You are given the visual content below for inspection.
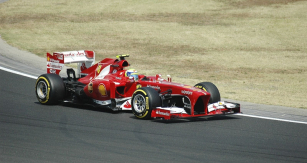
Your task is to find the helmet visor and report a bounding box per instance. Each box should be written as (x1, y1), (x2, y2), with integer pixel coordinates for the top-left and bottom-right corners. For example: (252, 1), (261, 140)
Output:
(130, 73), (139, 81)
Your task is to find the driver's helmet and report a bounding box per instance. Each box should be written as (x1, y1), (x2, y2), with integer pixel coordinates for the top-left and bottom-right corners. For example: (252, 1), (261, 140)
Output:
(125, 69), (139, 81)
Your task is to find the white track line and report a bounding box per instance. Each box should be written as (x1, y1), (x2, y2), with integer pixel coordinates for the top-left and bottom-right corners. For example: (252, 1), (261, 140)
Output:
(0, 66), (37, 79)
(235, 113), (307, 125)
(1, 65), (306, 125)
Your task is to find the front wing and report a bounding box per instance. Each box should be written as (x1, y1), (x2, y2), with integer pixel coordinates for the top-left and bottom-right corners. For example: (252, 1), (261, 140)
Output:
(151, 101), (241, 120)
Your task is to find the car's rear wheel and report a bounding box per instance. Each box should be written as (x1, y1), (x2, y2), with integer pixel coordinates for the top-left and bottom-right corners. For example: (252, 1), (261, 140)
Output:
(194, 82), (220, 103)
(131, 87), (161, 119)
(35, 74), (65, 105)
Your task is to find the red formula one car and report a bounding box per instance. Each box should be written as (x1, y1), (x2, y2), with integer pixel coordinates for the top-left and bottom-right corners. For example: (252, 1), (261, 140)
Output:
(35, 50), (240, 120)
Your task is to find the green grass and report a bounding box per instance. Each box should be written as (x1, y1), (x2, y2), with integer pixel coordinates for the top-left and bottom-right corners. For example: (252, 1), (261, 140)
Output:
(0, 0), (306, 108)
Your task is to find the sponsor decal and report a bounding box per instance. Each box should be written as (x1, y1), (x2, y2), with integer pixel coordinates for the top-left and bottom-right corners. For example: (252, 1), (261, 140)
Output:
(98, 83), (107, 96)
(147, 85), (160, 90)
(181, 90), (193, 95)
(64, 51), (85, 57)
(47, 62), (63, 70)
(47, 56), (50, 61)
(124, 101), (131, 108)
(112, 69), (117, 74)
(156, 110), (170, 116)
(49, 59), (59, 63)
(116, 77), (122, 80)
(96, 65), (102, 74)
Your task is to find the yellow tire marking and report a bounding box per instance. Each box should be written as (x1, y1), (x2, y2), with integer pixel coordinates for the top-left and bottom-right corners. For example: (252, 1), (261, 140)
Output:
(145, 97), (149, 110)
(196, 85), (207, 92)
(133, 89), (147, 96)
(36, 76), (50, 103)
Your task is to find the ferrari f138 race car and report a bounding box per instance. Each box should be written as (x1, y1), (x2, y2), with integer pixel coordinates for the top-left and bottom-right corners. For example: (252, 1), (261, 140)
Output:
(35, 50), (240, 120)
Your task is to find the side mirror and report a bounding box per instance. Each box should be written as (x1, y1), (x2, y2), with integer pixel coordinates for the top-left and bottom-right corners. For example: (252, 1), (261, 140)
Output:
(129, 76), (135, 82)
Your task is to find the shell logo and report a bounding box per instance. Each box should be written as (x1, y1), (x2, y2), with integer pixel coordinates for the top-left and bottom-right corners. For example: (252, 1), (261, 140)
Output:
(98, 84), (107, 96)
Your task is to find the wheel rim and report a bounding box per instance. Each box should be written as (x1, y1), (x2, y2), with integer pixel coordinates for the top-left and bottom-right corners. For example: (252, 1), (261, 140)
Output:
(133, 94), (146, 113)
(37, 81), (48, 99)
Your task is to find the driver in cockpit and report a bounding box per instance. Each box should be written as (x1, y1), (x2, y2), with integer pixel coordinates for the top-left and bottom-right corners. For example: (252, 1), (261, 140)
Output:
(125, 69), (139, 81)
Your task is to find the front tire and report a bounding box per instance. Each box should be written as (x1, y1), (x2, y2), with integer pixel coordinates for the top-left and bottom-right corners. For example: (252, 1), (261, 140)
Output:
(35, 74), (65, 105)
(194, 82), (220, 103)
(131, 87), (161, 119)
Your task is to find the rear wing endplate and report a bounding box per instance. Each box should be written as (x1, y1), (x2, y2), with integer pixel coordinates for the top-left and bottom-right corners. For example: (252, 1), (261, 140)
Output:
(47, 50), (95, 77)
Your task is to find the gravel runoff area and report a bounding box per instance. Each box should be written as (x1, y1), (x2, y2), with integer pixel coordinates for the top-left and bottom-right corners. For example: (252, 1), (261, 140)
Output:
(0, 35), (307, 122)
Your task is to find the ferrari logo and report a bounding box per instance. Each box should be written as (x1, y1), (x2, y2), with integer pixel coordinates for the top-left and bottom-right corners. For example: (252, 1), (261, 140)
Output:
(96, 65), (102, 74)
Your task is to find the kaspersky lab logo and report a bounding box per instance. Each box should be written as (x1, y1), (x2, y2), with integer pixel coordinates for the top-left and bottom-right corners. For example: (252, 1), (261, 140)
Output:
(147, 85), (160, 90)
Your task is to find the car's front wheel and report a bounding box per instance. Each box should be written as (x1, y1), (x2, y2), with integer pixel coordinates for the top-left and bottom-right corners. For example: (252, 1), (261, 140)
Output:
(131, 87), (161, 119)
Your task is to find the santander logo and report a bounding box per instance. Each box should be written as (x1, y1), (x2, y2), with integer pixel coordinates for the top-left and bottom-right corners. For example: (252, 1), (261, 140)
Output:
(156, 110), (170, 116)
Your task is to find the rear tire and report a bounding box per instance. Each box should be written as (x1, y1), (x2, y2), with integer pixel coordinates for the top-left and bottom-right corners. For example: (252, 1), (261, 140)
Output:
(131, 87), (161, 119)
(35, 74), (65, 105)
(194, 82), (220, 103)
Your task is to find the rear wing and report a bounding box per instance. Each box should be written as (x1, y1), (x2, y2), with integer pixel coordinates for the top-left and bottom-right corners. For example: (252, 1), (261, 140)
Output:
(47, 50), (95, 77)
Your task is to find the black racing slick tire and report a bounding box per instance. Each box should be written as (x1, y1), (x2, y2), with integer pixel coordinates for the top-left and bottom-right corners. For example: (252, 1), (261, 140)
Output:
(35, 74), (65, 105)
(194, 82), (220, 104)
(131, 87), (162, 119)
